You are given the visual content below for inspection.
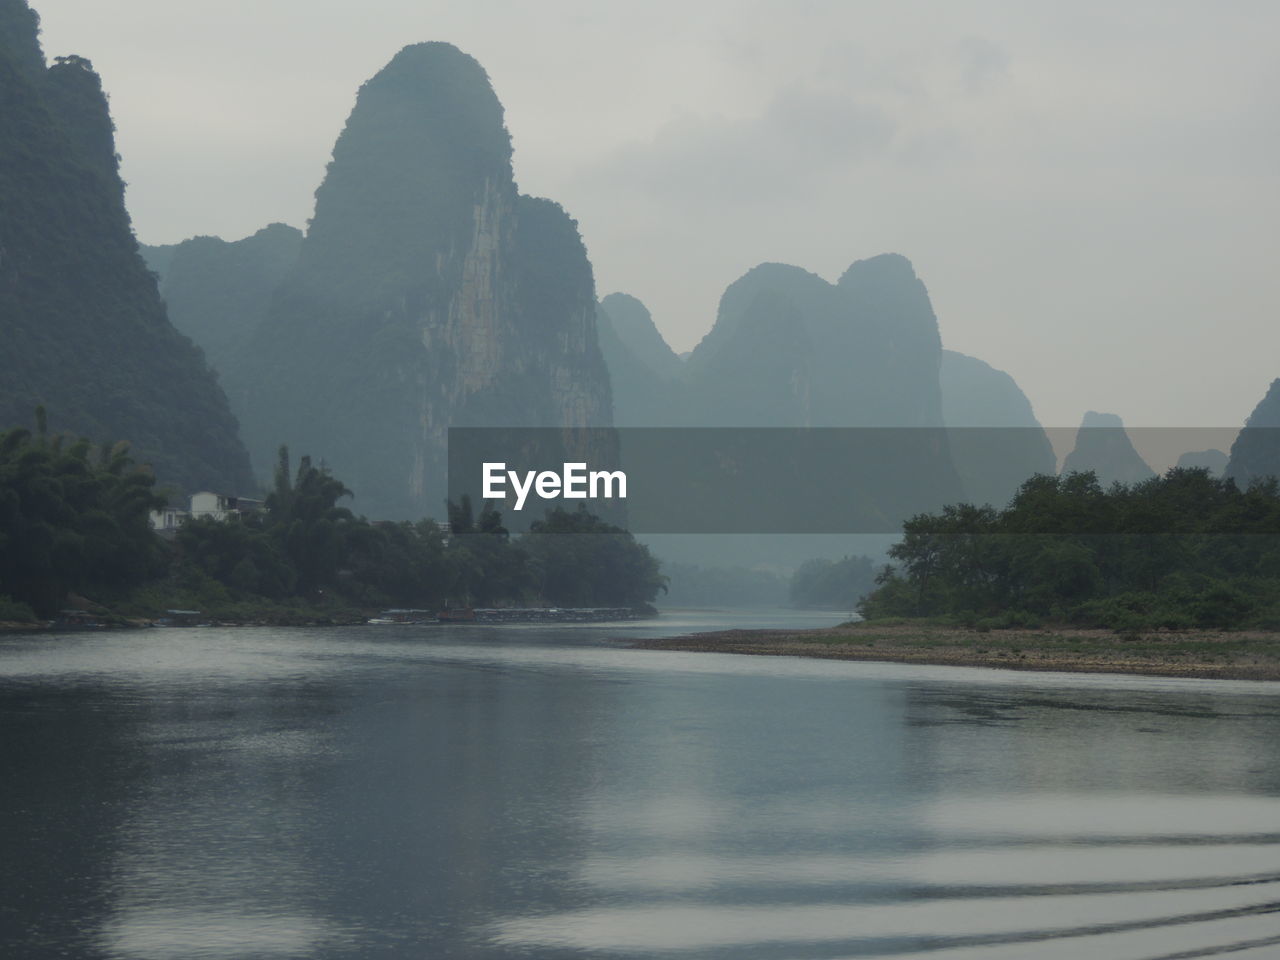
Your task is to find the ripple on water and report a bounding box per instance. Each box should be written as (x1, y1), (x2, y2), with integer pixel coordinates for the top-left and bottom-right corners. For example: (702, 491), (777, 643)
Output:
(487, 794), (1280, 959)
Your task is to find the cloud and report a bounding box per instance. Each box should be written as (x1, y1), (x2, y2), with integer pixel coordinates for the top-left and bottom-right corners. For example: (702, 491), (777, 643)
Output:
(580, 87), (895, 209)
(956, 35), (1009, 96)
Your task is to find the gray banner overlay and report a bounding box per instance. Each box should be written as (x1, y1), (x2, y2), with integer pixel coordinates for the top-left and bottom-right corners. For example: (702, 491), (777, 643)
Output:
(447, 427), (1271, 534)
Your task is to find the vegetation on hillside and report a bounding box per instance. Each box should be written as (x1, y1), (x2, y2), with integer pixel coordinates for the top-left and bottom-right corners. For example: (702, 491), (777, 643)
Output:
(143, 223), (303, 376)
(0, 5), (253, 493)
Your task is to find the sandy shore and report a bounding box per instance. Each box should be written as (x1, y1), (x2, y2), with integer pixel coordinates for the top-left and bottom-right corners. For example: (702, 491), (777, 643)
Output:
(633, 622), (1280, 681)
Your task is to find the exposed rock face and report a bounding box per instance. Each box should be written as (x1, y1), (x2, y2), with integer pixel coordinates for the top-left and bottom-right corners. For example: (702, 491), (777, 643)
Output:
(1061, 411), (1155, 487)
(0, 0), (253, 493)
(941, 350), (1057, 507)
(1225, 379), (1280, 487)
(144, 223), (303, 377)
(1175, 449), (1228, 476)
(227, 43), (612, 518)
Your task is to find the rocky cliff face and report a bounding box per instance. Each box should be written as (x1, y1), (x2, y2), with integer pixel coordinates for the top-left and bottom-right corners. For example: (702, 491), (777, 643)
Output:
(228, 43), (612, 518)
(941, 350), (1056, 507)
(1061, 411), (1155, 487)
(0, 0), (253, 493)
(1225, 379), (1280, 487)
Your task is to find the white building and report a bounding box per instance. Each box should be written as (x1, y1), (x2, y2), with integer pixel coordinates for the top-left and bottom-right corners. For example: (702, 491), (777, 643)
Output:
(149, 506), (190, 533)
(150, 492), (265, 531)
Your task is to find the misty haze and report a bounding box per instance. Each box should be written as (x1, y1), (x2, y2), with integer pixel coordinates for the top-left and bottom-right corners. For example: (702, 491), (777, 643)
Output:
(3, 1), (1280, 958)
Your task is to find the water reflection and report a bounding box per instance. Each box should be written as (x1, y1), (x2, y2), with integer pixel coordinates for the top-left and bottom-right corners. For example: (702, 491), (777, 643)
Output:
(0, 613), (1278, 959)
(100, 688), (345, 960)
(100, 909), (350, 960)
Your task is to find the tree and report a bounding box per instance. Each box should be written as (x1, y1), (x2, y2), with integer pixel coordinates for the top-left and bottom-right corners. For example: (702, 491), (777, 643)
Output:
(858, 468), (1280, 629)
(0, 419), (166, 614)
(521, 507), (666, 607)
(263, 447), (354, 594)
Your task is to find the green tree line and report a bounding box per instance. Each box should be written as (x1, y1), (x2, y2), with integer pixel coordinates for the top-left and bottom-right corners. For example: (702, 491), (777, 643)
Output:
(860, 469), (1280, 632)
(789, 555), (878, 610)
(0, 410), (166, 619)
(0, 422), (665, 620)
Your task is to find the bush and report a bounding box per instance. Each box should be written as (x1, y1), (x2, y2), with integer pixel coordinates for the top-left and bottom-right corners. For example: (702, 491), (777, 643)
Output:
(1190, 583), (1255, 629)
(857, 470), (1280, 629)
(0, 595), (37, 622)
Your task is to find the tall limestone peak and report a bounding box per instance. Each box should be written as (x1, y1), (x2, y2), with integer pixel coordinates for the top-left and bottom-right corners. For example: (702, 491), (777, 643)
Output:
(1225, 379), (1280, 487)
(836, 253), (936, 343)
(0, 0), (253, 493)
(837, 251), (924, 295)
(301, 42), (513, 290)
(836, 253), (943, 427)
(687, 289), (815, 426)
(598, 293), (682, 381)
(230, 43), (611, 518)
(681, 264), (827, 426)
(941, 351), (1044, 428)
(43, 54), (121, 185)
(1061, 411), (1155, 487)
(941, 350), (1056, 507)
(690, 263), (829, 357)
(685, 254), (946, 428)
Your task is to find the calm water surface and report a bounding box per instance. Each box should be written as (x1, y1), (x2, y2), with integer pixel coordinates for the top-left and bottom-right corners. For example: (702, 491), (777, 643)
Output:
(1, 609), (1278, 959)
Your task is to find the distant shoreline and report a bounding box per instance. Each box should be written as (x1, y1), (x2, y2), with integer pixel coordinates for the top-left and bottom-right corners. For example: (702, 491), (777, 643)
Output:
(632, 622), (1280, 681)
(0, 606), (657, 635)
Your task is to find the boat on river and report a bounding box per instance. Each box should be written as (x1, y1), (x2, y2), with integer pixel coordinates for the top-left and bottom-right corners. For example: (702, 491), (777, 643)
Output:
(367, 608), (438, 624)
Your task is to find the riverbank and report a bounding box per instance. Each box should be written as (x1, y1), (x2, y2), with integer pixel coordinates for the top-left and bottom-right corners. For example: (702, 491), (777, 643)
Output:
(633, 621), (1280, 680)
(0, 611), (368, 633)
(1, 605), (657, 634)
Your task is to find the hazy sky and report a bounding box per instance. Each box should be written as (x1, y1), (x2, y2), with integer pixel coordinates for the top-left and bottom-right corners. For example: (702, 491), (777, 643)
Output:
(29, 0), (1280, 430)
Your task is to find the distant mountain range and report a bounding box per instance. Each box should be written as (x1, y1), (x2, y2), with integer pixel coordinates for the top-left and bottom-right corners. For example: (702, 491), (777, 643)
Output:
(597, 254), (1058, 512)
(11, 0), (1271, 529)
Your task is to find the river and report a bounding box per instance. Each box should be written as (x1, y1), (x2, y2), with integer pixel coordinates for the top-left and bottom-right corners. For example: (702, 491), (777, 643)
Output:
(1, 609), (1278, 959)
